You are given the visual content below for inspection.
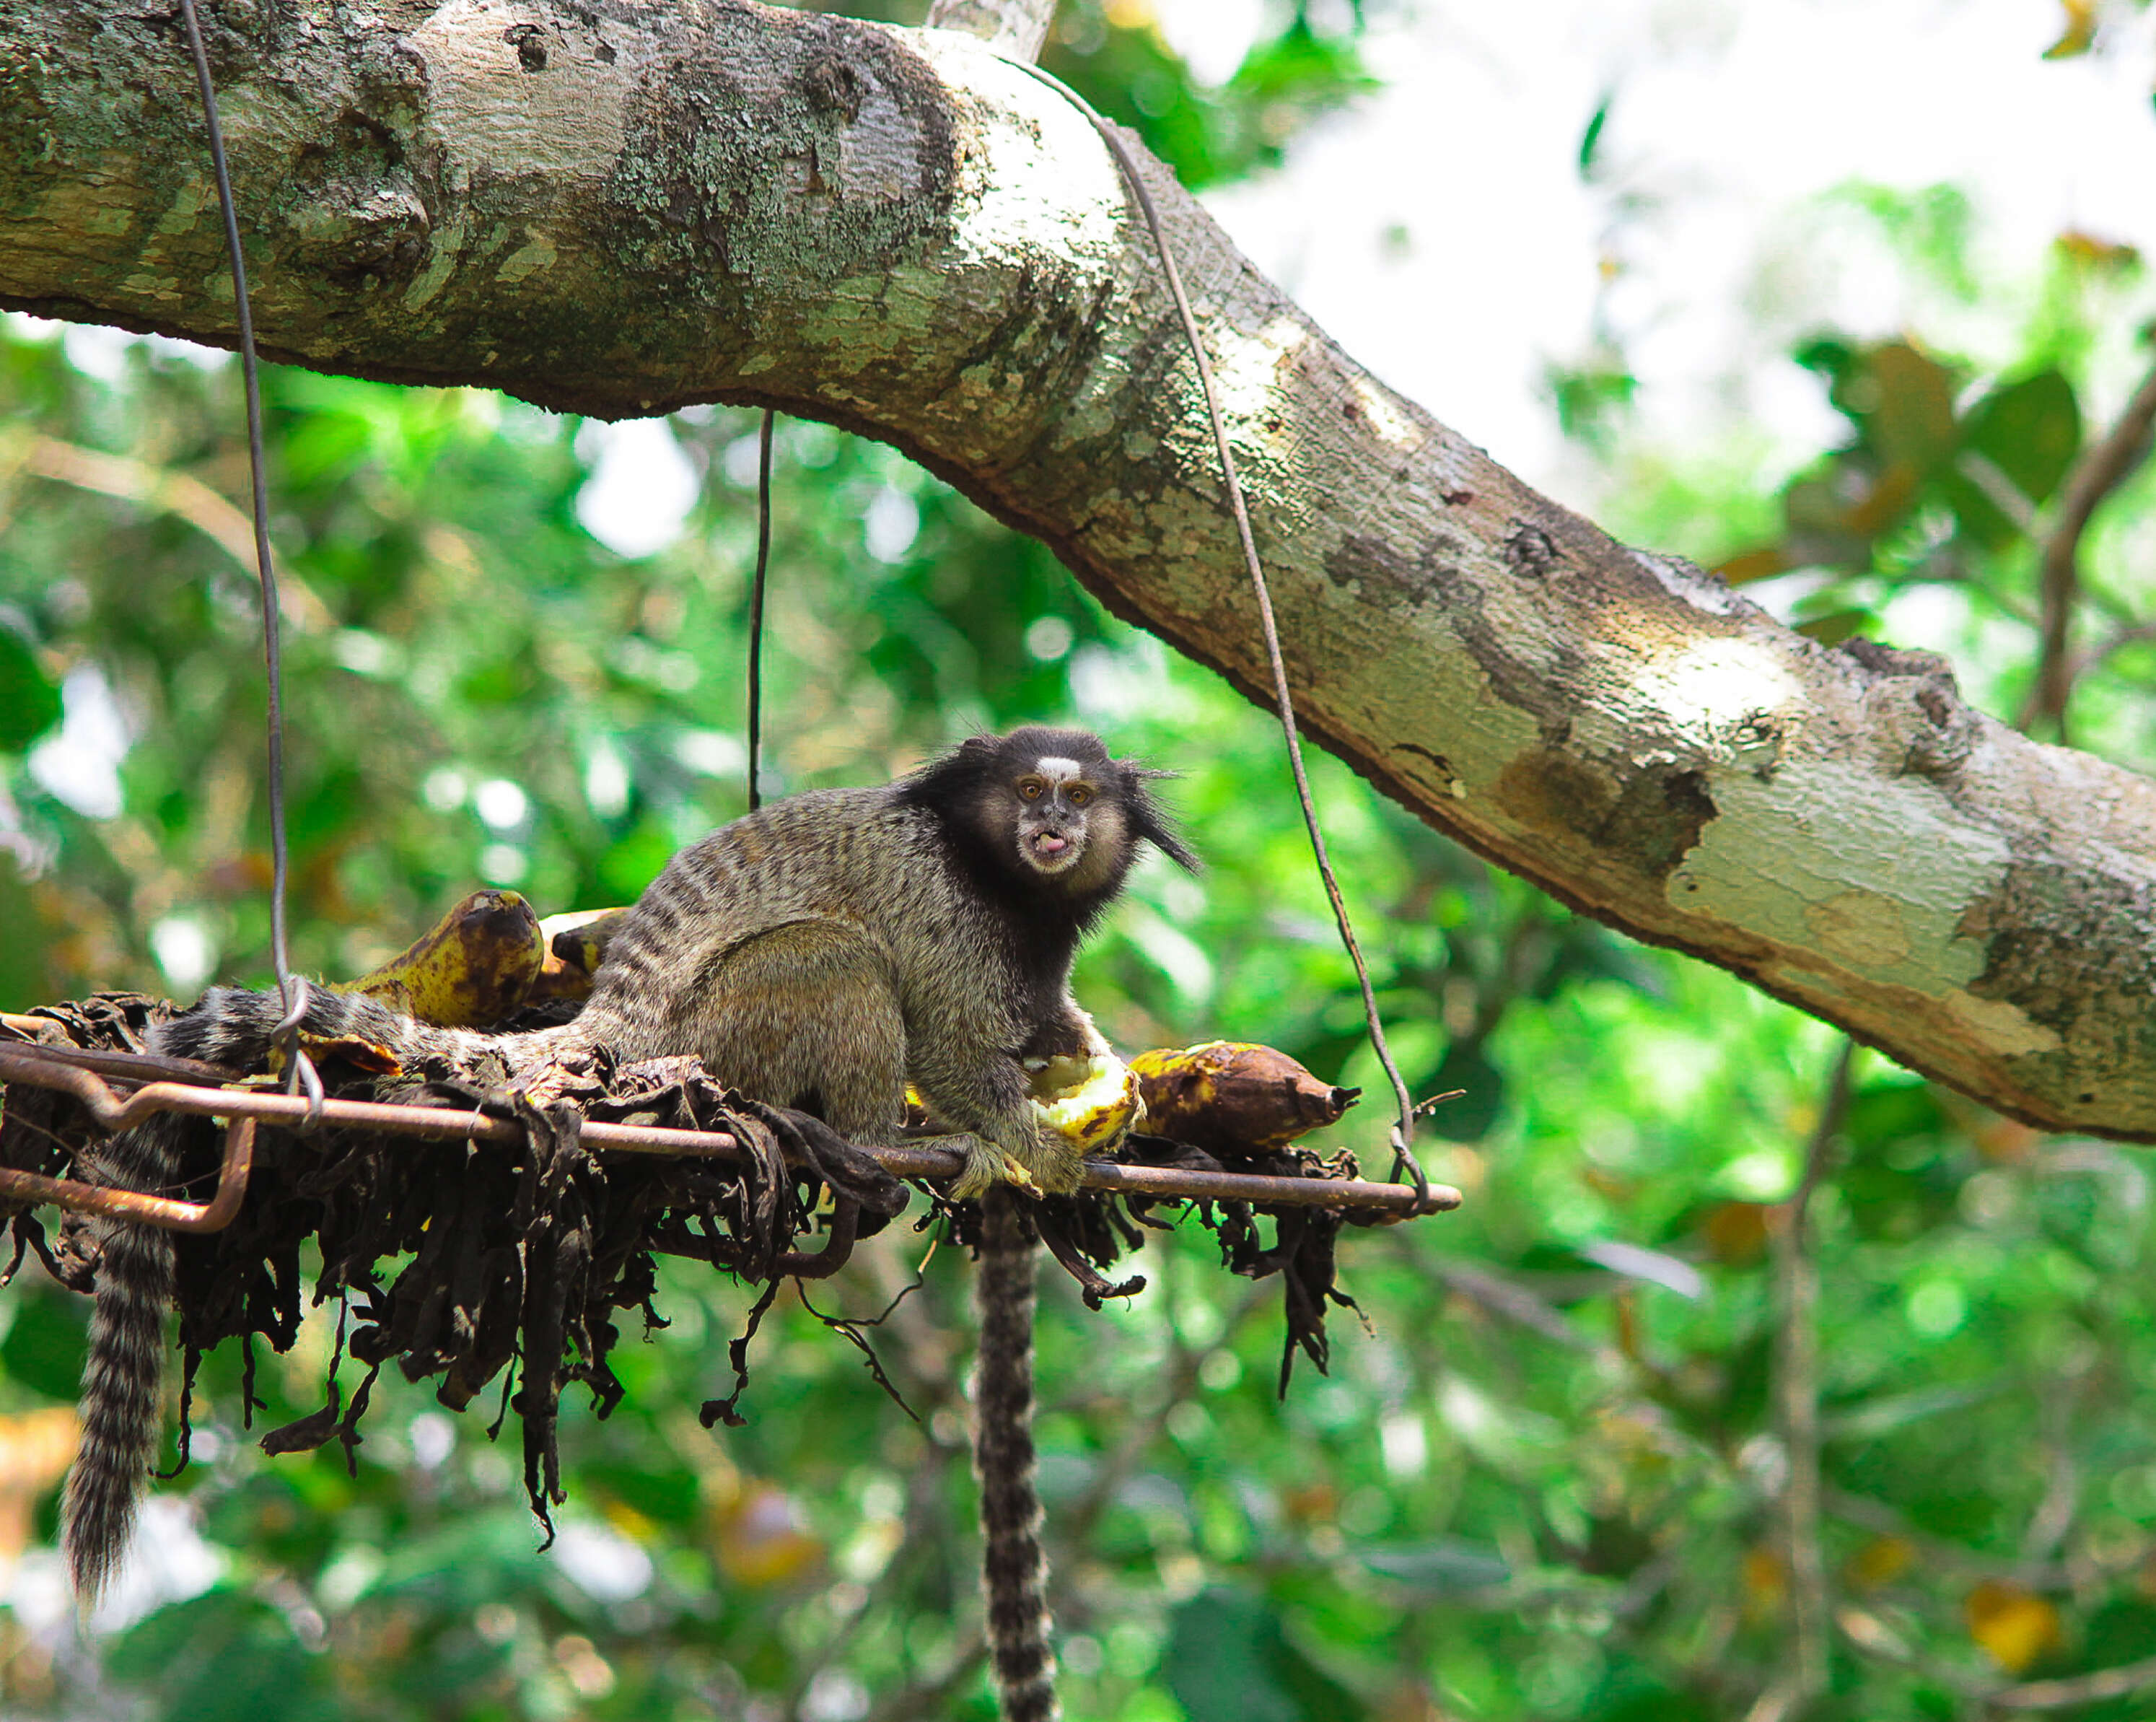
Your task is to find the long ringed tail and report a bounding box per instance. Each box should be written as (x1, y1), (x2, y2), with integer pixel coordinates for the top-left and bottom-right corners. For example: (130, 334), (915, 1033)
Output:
(62, 1111), (185, 1601)
(975, 1185), (1059, 1722)
(59, 982), (565, 1600)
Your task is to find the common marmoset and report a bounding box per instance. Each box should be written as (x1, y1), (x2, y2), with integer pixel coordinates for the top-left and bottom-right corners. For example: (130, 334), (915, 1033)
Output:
(62, 726), (1194, 1650)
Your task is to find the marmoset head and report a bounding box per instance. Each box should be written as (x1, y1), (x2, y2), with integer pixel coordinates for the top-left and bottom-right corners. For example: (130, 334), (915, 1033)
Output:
(902, 726), (1196, 911)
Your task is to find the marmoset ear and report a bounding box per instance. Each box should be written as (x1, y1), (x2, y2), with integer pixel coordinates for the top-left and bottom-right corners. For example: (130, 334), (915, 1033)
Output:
(1116, 761), (1198, 874)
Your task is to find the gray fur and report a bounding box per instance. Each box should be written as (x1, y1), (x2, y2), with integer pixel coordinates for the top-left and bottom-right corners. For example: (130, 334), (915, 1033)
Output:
(62, 728), (1190, 1611)
(62, 1114), (185, 1601)
(976, 1186), (1058, 1722)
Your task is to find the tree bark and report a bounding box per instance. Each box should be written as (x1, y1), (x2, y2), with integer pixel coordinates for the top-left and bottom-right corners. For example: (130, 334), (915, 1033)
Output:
(4, 0), (2155, 1137)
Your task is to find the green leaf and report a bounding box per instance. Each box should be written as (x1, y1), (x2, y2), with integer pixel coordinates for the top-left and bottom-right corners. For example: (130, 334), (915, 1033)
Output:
(0, 626), (61, 751)
(2082, 1598), (2156, 1668)
(1780, 465), (1886, 568)
(1547, 361), (1638, 451)
(0, 1286), (88, 1402)
(1424, 1038), (1503, 1141)
(105, 1589), (253, 1682)
(1963, 368), (2082, 508)
(584, 1454), (701, 1524)
(1579, 94), (1613, 178)
(1934, 468), (2020, 554)
(1794, 336), (1857, 384)
(110, 1591), (344, 1722)
(1841, 1076), (1951, 1152)
(1533, 917), (1668, 1002)
(1580, 1658), (1717, 1722)
(1166, 1588), (1367, 1722)
(373, 1507), (559, 1602)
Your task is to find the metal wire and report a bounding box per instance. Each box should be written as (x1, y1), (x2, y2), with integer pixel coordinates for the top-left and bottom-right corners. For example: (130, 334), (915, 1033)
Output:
(1008, 62), (1429, 1202)
(157, 25), (1427, 1201)
(745, 408), (776, 811)
(175, 0), (322, 1126)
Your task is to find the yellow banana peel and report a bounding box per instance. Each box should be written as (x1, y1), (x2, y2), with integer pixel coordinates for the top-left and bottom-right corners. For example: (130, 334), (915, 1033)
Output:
(901, 1044), (1147, 1159)
(343, 889), (545, 1028)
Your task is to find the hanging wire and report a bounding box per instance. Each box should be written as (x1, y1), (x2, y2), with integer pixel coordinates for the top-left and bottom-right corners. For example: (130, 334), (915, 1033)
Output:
(745, 409), (776, 812)
(1011, 64), (1426, 1200)
(166, 17), (1411, 1181)
(176, 0), (322, 1121)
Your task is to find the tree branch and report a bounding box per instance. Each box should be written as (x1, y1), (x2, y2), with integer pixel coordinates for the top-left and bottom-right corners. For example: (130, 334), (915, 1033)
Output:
(0, 429), (333, 629)
(1421, 1249), (1621, 1363)
(2026, 361), (2156, 736)
(1823, 1487), (2069, 1588)
(2018, 1369), (2083, 1570)
(9, 0), (2156, 1133)
(1989, 1653), (2156, 1712)
(1759, 1042), (1854, 1722)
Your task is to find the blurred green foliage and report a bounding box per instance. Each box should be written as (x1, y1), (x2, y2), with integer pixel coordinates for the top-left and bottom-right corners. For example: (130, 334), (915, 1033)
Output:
(1045, 0), (1377, 192)
(5, 6), (2156, 1721)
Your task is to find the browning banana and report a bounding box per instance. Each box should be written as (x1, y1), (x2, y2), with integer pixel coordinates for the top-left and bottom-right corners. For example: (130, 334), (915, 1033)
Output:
(1129, 1040), (1359, 1153)
(343, 889), (545, 1028)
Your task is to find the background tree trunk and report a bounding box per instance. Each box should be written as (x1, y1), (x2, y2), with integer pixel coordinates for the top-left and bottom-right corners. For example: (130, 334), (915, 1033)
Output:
(4, 0), (2153, 1136)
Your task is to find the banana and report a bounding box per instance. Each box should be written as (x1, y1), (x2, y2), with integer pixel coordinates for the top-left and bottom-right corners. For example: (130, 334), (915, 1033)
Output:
(527, 907), (631, 1004)
(1027, 1048), (1144, 1157)
(343, 889), (545, 1028)
(1128, 1041), (1359, 1153)
(903, 1045), (1147, 1159)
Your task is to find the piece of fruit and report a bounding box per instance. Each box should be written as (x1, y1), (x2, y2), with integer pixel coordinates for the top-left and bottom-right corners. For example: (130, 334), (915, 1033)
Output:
(527, 906), (631, 1003)
(1129, 1040), (1359, 1152)
(1027, 1048), (1144, 1156)
(343, 889), (545, 1027)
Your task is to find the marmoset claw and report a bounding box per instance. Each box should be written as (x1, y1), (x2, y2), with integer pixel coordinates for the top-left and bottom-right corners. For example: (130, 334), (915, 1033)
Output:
(949, 1138), (1042, 1202)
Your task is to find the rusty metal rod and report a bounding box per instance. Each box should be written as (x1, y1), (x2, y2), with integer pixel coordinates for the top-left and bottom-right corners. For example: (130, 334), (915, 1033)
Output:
(0, 1042), (741, 1157)
(774, 1196), (862, 1279)
(0, 1117), (258, 1232)
(1083, 1155), (1458, 1214)
(0, 1040), (1461, 1217)
(0, 1031), (240, 1088)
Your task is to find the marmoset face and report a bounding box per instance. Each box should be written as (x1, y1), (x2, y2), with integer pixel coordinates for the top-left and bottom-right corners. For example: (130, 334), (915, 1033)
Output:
(1012, 753), (1102, 875)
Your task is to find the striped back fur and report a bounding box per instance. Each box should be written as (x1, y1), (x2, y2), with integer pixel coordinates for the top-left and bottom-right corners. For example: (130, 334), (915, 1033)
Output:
(63, 732), (1179, 1604)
